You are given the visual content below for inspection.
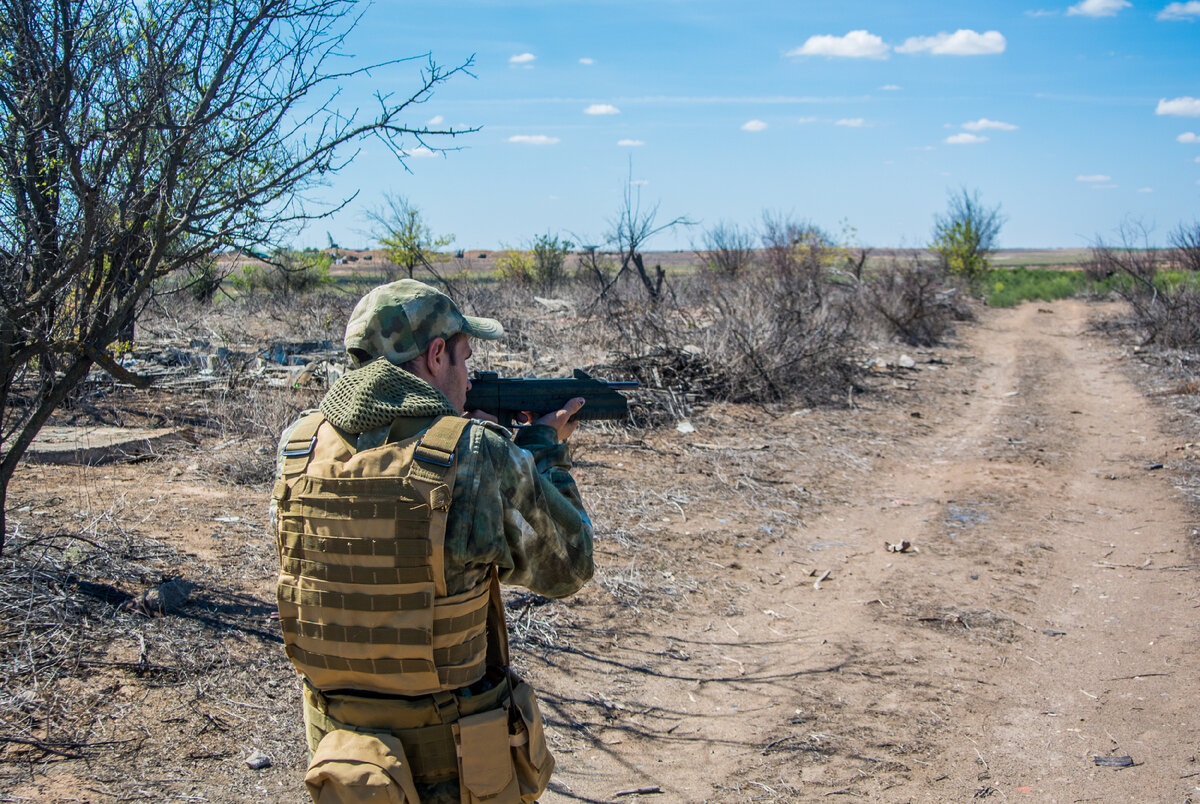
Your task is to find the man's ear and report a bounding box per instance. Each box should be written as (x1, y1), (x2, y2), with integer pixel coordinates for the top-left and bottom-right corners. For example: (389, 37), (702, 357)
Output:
(422, 336), (448, 376)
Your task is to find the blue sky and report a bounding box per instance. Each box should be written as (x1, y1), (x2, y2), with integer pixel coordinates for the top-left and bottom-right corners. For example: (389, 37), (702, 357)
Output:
(297, 0), (1200, 251)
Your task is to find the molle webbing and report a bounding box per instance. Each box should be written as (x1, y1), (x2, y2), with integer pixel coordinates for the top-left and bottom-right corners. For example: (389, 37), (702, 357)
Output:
(302, 675), (513, 784)
(275, 413), (488, 696)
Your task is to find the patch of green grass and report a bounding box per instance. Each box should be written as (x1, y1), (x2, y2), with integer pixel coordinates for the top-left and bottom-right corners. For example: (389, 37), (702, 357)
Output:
(981, 267), (1095, 307)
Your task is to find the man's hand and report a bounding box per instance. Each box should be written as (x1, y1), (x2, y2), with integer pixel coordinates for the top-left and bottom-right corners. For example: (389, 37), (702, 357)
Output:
(529, 397), (586, 442)
(470, 398), (585, 442)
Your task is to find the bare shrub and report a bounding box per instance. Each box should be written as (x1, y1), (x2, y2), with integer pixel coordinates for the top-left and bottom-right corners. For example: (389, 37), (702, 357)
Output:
(604, 177), (693, 304)
(1087, 222), (1160, 283)
(760, 212), (836, 279)
(1169, 220), (1200, 273)
(703, 273), (858, 405)
(595, 271), (858, 409)
(200, 385), (322, 486)
(861, 259), (971, 347)
(1091, 222), (1200, 350)
(572, 247), (618, 293)
(696, 220), (756, 277)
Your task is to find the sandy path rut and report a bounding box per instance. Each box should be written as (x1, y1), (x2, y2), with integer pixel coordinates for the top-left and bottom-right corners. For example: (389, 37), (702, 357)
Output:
(544, 300), (1200, 803)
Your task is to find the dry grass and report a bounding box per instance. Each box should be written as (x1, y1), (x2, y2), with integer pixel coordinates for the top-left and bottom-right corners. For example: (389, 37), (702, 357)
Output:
(0, 264), (967, 792)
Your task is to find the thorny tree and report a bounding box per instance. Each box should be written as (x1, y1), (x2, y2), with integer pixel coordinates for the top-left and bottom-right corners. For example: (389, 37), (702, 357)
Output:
(0, 0), (475, 552)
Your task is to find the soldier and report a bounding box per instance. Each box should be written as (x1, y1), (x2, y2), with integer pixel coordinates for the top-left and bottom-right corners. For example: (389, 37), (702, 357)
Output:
(272, 279), (594, 803)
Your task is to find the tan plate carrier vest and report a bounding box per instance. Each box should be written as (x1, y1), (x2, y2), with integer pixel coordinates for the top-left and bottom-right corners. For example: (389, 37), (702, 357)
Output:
(275, 413), (555, 802)
(273, 412), (495, 696)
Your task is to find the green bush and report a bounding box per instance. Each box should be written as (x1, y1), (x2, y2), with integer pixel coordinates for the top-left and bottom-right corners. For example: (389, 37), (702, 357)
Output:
(231, 248), (332, 295)
(931, 188), (1004, 281)
(496, 233), (574, 289)
(494, 245), (536, 284)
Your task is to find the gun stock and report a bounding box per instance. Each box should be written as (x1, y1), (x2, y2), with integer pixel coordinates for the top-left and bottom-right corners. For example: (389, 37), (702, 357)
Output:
(465, 369), (638, 428)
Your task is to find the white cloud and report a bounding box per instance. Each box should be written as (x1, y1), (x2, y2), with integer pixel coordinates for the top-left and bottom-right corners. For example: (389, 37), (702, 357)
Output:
(797, 116), (819, 124)
(507, 134), (559, 145)
(963, 118), (1018, 131)
(1076, 174), (1112, 181)
(1157, 97), (1200, 116)
(579, 57), (595, 65)
(584, 104), (620, 115)
(787, 30), (889, 59)
(835, 118), (866, 127)
(1067, 0), (1130, 16)
(741, 119), (768, 132)
(405, 147), (436, 159)
(1026, 9), (1059, 16)
(880, 84), (902, 91)
(896, 30), (1006, 55)
(945, 133), (989, 144)
(617, 139), (644, 147)
(1137, 187), (1154, 192)
(509, 53), (536, 65)
(1179, 132), (1200, 143)
(427, 115), (444, 126)
(1159, 1), (1200, 18)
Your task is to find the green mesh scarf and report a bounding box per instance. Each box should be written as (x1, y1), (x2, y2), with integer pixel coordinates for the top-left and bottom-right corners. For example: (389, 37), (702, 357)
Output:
(319, 358), (459, 434)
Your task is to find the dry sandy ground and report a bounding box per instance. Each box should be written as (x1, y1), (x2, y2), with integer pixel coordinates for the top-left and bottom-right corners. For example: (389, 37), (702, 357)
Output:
(3, 298), (1198, 803)
(535, 299), (1200, 803)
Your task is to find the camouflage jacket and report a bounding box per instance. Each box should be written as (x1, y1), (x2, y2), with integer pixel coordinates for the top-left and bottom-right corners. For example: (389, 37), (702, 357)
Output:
(273, 358), (594, 599)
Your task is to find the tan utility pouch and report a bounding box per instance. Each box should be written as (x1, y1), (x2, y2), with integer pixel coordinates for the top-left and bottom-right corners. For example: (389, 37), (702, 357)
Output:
(305, 730), (420, 804)
(455, 568), (554, 804)
(452, 673), (555, 804)
(456, 707), (519, 803)
(507, 675), (554, 804)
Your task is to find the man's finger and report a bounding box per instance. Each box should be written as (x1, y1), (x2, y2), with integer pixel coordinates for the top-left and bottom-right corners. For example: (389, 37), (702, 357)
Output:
(563, 397), (586, 419)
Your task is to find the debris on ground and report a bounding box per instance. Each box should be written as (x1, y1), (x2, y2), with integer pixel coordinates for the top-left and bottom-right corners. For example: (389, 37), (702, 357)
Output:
(613, 786), (662, 797)
(245, 750), (272, 770)
(885, 540), (919, 553)
(122, 578), (194, 617)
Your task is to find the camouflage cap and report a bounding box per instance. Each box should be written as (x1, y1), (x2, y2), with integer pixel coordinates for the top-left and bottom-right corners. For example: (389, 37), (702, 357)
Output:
(343, 279), (504, 368)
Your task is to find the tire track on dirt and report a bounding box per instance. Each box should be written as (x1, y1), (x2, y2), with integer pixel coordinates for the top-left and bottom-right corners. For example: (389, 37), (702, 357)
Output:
(724, 300), (1200, 802)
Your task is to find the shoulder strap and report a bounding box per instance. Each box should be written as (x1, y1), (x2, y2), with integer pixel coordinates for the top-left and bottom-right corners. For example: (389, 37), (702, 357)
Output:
(410, 416), (472, 597)
(414, 417), (512, 670)
(414, 415), (470, 468)
(279, 412), (325, 476)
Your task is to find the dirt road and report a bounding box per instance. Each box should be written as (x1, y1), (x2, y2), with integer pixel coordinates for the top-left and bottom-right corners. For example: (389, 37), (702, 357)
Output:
(5, 298), (1198, 803)
(543, 299), (1200, 803)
